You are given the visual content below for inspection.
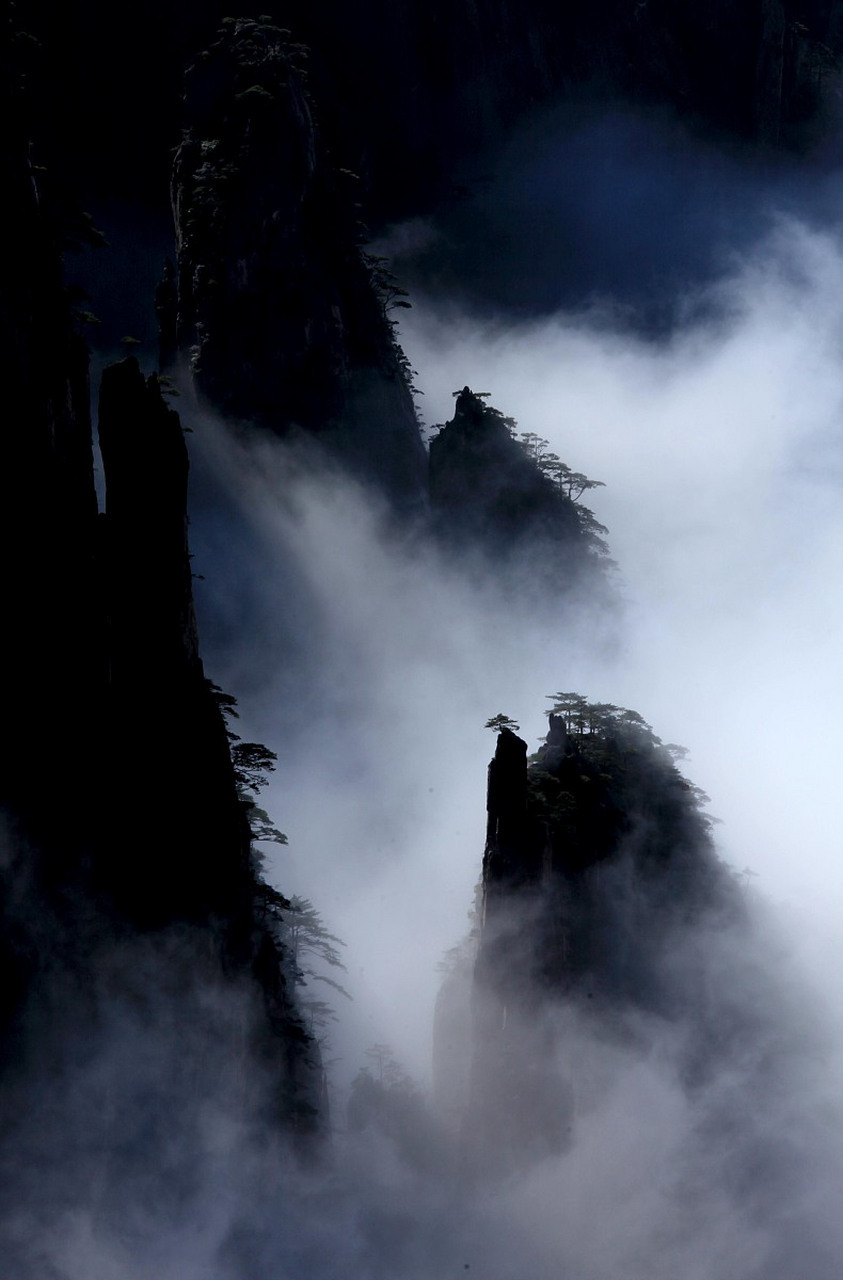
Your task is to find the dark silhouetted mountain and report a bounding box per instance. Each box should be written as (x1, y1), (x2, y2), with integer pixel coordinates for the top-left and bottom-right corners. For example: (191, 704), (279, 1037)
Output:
(0, 24), (321, 1137)
(451, 706), (745, 1173)
(21, 1), (843, 222)
(430, 387), (615, 600)
(481, 710), (728, 993)
(168, 18), (427, 505)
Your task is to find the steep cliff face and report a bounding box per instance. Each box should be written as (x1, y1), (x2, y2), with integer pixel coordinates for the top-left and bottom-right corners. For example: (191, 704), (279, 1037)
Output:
(0, 16), (104, 1047)
(429, 387), (613, 599)
(481, 711), (728, 994)
(94, 359), (251, 926)
(169, 18), (427, 505)
(0, 26), (98, 790)
(0, 26), (321, 1134)
(456, 707), (740, 1171)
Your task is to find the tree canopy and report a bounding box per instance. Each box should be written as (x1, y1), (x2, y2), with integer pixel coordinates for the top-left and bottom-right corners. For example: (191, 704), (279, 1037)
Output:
(546, 691), (664, 745)
(485, 712), (520, 733)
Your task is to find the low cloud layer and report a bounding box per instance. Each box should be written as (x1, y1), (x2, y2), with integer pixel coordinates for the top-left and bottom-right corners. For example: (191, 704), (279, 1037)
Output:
(180, 207), (843, 1274)
(402, 215), (843, 934)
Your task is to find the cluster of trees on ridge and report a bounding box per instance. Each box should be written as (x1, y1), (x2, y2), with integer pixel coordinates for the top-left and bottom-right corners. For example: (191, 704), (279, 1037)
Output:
(485, 693), (714, 828)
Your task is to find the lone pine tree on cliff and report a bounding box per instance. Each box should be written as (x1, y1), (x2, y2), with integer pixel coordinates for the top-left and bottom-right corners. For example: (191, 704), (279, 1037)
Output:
(485, 713), (520, 733)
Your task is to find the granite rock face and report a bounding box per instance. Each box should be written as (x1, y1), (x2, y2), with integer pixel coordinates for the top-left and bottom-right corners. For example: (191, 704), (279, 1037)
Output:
(95, 358), (247, 925)
(454, 707), (741, 1172)
(169, 18), (427, 505)
(26, 1), (843, 224)
(429, 387), (612, 600)
(478, 709), (728, 999)
(0, 29), (320, 1132)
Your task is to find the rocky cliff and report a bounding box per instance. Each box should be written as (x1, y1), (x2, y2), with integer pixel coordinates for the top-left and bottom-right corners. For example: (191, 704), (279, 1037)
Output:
(480, 710), (729, 992)
(168, 17), (427, 505)
(430, 387), (614, 600)
(0, 23), (320, 1133)
(453, 705), (741, 1172)
(24, 1), (843, 224)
